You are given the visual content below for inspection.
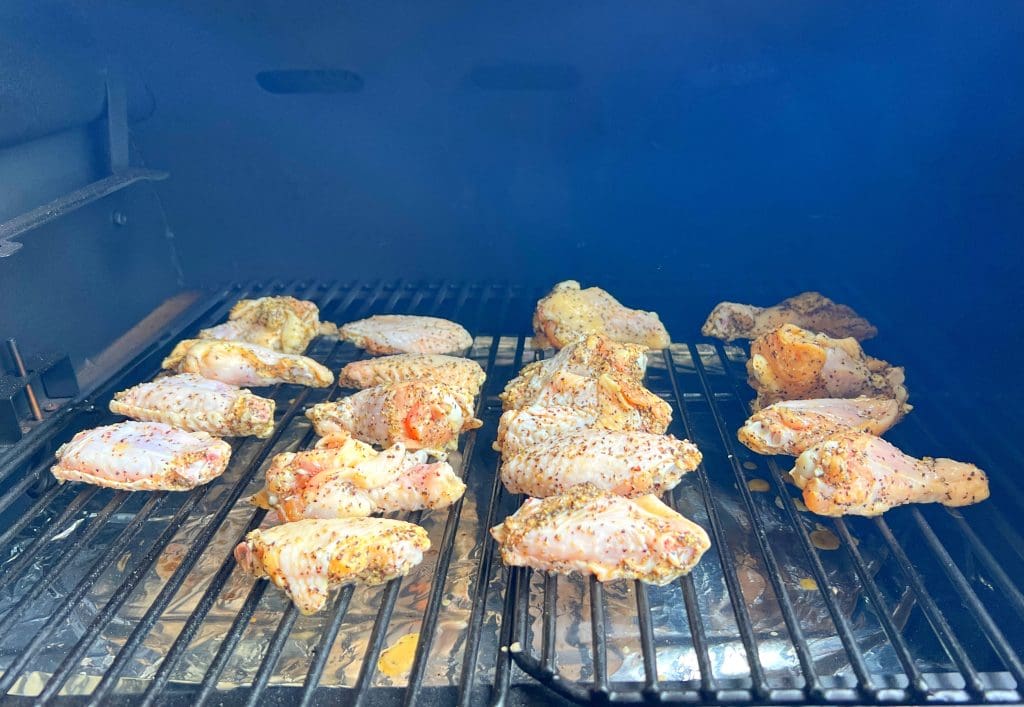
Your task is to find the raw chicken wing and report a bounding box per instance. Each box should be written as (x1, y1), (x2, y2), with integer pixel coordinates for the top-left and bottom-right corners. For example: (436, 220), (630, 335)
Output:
(339, 354), (486, 397)
(738, 396), (900, 456)
(252, 433), (465, 520)
(501, 430), (701, 497)
(199, 296), (323, 354)
(110, 373), (276, 438)
(790, 430), (989, 516)
(339, 315), (473, 355)
(163, 339), (334, 388)
(491, 483), (710, 585)
(702, 292), (877, 342)
(52, 421), (231, 491)
(496, 404), (649, 457)
(746, 325), (909, 412)
(306, 380), (481, 450)
(533, 280), (671, 349)
(235, 518), (429, 614)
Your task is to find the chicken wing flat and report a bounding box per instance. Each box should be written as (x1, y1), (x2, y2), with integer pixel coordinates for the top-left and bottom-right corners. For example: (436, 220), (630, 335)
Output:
(306, 380), (481, 450)
(746, 324), (909, 412)
(163, 339), (334, 388)
(533, 280), (671, 349)
(738, 396), (900, 457)
(501, 429), (701, 498)
(339, 315), (473, 355)
(501, 334), (647, 410)
(790, 430), (989, 517)
(251, 433), (465, 520)
(52, 421), (232, 491)
(338, 354), (486, 397)
(702, 292), (877, 342)
(495, 404), (655, 458)
(235, 518), (429, 614)
(491, 483), (710, 585)
(199, 296), (322, 354)
(110, 373), (276, 438)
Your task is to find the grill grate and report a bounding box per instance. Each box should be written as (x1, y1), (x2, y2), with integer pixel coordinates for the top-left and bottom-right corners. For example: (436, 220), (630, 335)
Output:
(0, 281), (1019, 706)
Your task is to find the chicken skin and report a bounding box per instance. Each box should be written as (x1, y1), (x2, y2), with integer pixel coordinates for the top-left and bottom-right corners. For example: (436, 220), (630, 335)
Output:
(199, 296), (323, 354)
(491, 483), (710, 585)
(163, 339), (334, 388)
(339, 315), (473, 355)
(110, 373), (276, 438)
(738, 396), (900, 457)
(702, 292), (877, 342)
(533, 280), (671, 349)
(52, 421), (232, 491)
(251, 433), (465, 520)
(338, 354), (486, 397)
(501, 430), (701, 498)
(235, 518), (429, 614)
(790, 430), (989, 517)
(746, 325), (909, 412)
(496, 404), (652, 458)
(306, 380), (481, 451)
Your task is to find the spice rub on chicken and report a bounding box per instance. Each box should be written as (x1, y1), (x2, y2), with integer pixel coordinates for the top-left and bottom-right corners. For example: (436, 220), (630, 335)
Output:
(789, 430), (989, 517)
(746, 324), (909, 413)
(500, 429), (701, 498)
(533, 280), (671, 350)
(235, 518), (429, 614)
(702, 292), (877, 342)
(491, 483), (710, 585)
(163, 339), (334, 388)
(199, 295), (325, 354)
(51, 421), (232, 491)
(306, 380), (481, 451)
(338, 354), (486, 398)
(339, 315), (473, 355)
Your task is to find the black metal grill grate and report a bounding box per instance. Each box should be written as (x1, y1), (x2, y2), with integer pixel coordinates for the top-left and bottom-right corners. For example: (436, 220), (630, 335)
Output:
(0, 280), (1019, 706)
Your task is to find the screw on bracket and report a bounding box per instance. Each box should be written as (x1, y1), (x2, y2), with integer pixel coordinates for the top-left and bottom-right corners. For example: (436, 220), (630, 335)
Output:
(112, 210), (128, 227)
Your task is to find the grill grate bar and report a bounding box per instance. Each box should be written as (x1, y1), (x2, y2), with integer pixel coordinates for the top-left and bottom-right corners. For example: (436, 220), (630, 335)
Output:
(633, 582), (660, 695)
(0, 467), (63, 532)
(350, 573), (408, 703)
(872, 517), (986, 696)
(298, 585), (356, 707)
(195, 580), (271, 704)
(589, 577), (610, 699)
(244, 604), (301, 707)
(711, 342), (880, 696)
(541, 574), (558, 676)
(944, 511), (1024, 622)
(678, 572), (716, 697)
(663, 348), (770, 699)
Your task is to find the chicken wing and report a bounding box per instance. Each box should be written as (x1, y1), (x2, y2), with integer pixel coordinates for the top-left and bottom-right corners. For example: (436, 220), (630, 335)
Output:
(495, 404), (655, 457)
(339, 315), (473, 355)
(251, 433), (465, 520)
(738, 396), (900, 456)
(199, 296), (323, 353)
(533, 280), (671, 349)
(235, 518), (429, 614)
(306, 380), (481, 450)
(491, 483), (710, 585)
(501, 430), (701, 498)
(163, 339), (334, 388)
(52, 421), (232, 491)
(110, 373), (276, 438)
(746, 324), (909, 412)
(702, 292), (877, 342)
(790, 430), (989, 516)
(339, 354), (486, 397)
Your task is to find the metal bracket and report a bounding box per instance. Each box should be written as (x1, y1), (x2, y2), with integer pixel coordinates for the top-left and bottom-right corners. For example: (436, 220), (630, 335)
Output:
(0, 66), (169, 257)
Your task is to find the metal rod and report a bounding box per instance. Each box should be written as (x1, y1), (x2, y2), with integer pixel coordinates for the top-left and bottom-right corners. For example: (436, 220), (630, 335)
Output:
(6, 338), (42, 420)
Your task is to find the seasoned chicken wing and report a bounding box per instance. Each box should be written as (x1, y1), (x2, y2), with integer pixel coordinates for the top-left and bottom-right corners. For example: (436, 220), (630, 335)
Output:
(746, 325), (909, 412)
(52, 421), (232, 491)
(533, 281), (671, 349)
(790, 430), (989, 517)
(251, 433), (465, 520)
(339, 315), (473, 355)
(306, 380), (481, 450)
(738, 396), (900, 457)
(110, 373), (276, 438)
(501, 430), (701, 498)
(495, 404), (652, 457)
(702, 292), (877, 342)
(163, 339), (334, 388)
(491, 483), (710, 585)
(235, 518), (429, 614)
(199, 296), (322, 353)
(339, 354), (486, 397)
